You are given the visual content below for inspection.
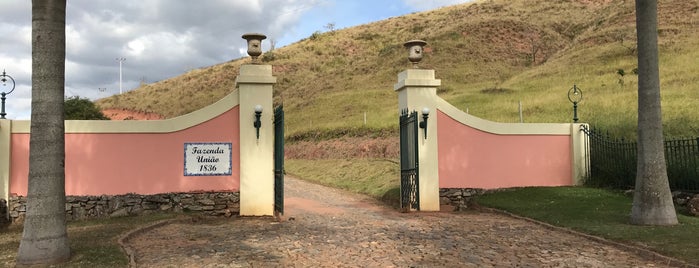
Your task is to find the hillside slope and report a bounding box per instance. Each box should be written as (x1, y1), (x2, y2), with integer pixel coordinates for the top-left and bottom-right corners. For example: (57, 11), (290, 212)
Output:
(97, 0), (699, 138)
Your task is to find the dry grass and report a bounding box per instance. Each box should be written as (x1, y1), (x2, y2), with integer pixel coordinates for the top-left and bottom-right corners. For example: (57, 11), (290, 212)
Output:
(96, 0), (699, 139)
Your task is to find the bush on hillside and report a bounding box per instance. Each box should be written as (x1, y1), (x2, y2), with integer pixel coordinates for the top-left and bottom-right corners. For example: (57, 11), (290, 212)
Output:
(64, 96), (110, 120)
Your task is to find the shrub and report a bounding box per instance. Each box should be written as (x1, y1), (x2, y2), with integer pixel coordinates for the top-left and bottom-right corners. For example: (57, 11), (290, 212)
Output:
(64, 96), (110, 120)
(309, 31), (322, 41)
(262, 51), (276, 62)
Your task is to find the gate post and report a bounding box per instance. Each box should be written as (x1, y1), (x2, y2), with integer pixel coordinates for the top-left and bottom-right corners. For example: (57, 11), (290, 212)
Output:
(0, 119), (10, 217)
(394, 69), (441, 211)
(571, 123), (590, 185)
(236, 64), (276, 216)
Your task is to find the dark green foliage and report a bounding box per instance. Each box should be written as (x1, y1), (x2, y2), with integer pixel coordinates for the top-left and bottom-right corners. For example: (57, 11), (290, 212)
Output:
(356, 32), (381, 41)
(378, 44), (401, 57)
(411, 24), (425, 33)
(617, 69), (626, 87)
(582, 128), (699, 191)
(480, 87), (514, 94)
(617, 69), (626, 77)
(64, 96), (110, 120)
(262, 51), (276, 62)
(309, 31), (322, 40)
(286, 126), (396, 143)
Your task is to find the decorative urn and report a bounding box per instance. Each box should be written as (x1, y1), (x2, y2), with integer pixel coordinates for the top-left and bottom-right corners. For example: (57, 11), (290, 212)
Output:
(242, 33), (267, 62)
(404, 40), (428, 68)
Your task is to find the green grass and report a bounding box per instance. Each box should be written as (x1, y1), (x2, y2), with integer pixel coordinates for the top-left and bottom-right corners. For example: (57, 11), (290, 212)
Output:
(286, 158), (401, 204)
(0, 213), (178, 267)
(476, 187), (699, 265)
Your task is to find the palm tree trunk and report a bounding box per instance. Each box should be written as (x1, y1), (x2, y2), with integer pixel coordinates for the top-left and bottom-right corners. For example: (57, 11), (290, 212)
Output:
(17, 0), (71, 264)
(629, 0), (678, 225)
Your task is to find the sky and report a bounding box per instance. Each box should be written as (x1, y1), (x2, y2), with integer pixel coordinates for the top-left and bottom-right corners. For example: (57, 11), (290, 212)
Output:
(0, 0), (471, 120)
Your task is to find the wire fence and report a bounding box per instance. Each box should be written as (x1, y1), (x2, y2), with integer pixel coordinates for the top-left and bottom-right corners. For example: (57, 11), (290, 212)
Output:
(581, 126), (699, 191)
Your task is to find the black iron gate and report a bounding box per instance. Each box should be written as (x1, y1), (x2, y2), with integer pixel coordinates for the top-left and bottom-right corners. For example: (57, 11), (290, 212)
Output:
(274, 105), (284, 215)
(580, 125), (699, 191)
(399, 109), (419, 211)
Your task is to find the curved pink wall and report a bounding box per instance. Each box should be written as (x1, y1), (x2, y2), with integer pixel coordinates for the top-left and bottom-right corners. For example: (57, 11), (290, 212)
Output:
(10, 107), (240, 196)
(437, 111), (572, 189)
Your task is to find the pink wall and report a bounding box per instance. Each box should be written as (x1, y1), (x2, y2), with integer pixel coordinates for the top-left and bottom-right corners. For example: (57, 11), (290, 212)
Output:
(437, 111), (572, 189)
(10, 107), (240, 196)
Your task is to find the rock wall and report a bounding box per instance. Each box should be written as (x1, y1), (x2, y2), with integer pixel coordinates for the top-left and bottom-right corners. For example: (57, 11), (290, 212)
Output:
(3, 191), (240, 223)
(439, 188), (484, 211)
(673, 191), (699, 217)
(441, 188), (699, 217)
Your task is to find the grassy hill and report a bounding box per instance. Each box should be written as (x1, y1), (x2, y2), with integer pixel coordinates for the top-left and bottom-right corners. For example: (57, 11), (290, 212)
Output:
(96, 0), (699, 140)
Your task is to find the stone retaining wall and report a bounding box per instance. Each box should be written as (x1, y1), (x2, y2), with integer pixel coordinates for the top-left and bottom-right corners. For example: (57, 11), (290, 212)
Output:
(439, 188), (484, 211)
(3, 191), (240, 223)
(441, 188), (699, 217)
(673, 191), (699, 216)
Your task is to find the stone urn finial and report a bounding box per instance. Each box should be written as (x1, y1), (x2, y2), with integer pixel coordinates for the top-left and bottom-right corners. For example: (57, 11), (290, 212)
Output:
(404, 40), (427, 68)
(242, 33), (267, 63)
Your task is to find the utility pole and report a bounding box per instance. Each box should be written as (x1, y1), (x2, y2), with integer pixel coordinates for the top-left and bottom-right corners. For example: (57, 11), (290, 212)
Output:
(116, 57), (125, 94)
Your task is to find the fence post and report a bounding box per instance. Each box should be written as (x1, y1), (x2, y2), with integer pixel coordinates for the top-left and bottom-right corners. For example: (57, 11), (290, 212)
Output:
(571, 123), (589, 185)
(0, 120), (11, 218)
(394, 69), (441, 211)
(236, 64), (276, 216)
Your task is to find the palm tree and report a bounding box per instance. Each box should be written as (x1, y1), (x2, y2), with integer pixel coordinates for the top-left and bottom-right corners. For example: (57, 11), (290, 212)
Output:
(629, 0), (678, 225)
(16, 0), (71, 264)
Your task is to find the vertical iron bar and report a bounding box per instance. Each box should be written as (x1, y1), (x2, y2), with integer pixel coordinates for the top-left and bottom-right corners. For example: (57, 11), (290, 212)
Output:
(273, 105), (285, 215)
(694, 138), (699, 189)
(684, 138), (690, 189)
(666, 139), (673, 189)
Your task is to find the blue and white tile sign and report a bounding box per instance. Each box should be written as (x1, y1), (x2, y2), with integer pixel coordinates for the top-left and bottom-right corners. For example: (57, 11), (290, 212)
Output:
(184, 142), (232, 176)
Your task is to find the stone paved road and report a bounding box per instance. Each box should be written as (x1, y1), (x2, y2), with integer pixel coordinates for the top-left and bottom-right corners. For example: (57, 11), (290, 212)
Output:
(126, 176), (681, 267)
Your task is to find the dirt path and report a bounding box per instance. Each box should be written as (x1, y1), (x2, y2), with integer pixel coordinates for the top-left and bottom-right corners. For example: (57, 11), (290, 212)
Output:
(126, 176), (683, 267)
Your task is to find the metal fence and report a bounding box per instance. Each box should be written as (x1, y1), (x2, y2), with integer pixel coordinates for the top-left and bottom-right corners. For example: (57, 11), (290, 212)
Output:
(581, 125), (699, 191)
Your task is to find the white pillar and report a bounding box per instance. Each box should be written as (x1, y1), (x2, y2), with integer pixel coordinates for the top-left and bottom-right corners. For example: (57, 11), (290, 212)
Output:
(236, 64), (276, 216)
(394, 69), (441, 211)
(571, 123), (590, 185)
(0, 119), (11, 218)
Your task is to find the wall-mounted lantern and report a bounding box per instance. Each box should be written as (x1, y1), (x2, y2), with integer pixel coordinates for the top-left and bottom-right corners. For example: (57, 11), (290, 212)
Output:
(403, 40), (427, 68)
(0, 69), (16, 119)
(419, 107), (430, 139)
(567, 84), (583, 123)
(242, 33), (267, 63)
(254, 104), (263, 139)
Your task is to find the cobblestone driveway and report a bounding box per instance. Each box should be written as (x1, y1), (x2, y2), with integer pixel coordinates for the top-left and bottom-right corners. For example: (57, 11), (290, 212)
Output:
(126, 176), (684, 267)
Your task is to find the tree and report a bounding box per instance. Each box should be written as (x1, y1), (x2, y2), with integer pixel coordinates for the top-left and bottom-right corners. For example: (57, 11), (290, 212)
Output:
(64, 96), (110, 120)
(324, 22), (336, 33)
(269, 38), (277, 51)
(629, 0), (678, 226)
(17, 0), (71, 265)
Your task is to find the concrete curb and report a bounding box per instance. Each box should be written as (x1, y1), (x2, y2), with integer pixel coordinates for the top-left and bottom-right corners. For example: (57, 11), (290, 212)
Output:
(479, 207), (698, 268)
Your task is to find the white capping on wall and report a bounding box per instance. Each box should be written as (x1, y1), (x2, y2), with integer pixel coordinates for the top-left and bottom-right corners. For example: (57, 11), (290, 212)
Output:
(433, 97), (572, 135)
(10, 92), (241, 134)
